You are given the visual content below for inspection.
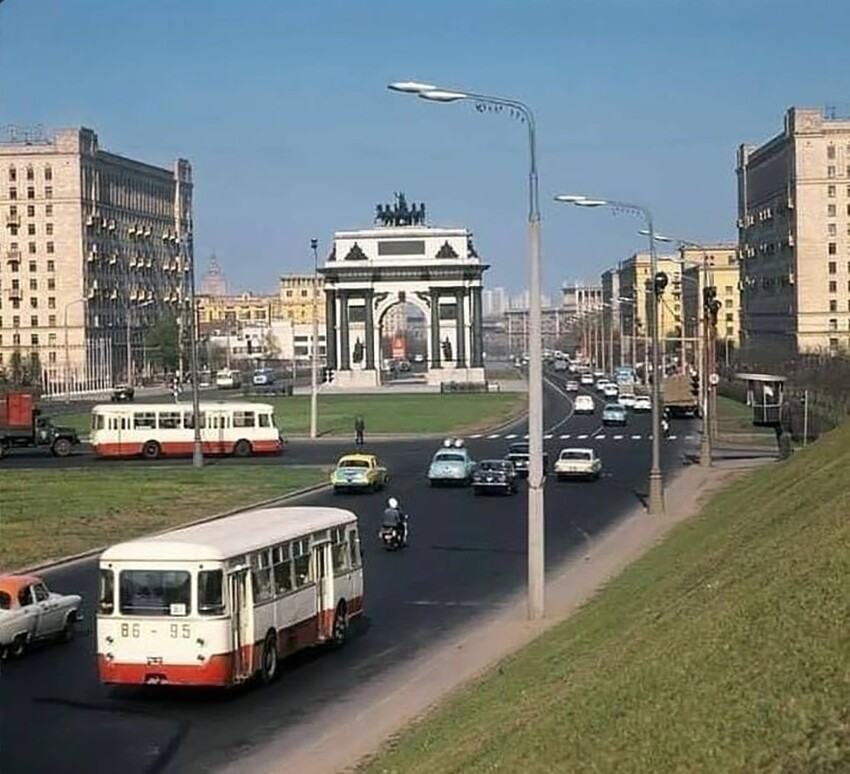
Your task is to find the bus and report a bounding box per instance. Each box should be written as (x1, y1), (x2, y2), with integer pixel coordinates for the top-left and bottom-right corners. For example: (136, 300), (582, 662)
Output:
(89, 401), (283, 459)
(97, 506), (363, 687)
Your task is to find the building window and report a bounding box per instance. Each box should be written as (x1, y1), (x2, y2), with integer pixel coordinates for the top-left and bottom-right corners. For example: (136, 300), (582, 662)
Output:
(26, 204), (35, 217)
(8, 167), (15, 182)
(828, 185), (836, 198)
(829, 242), (837, 255)
(12, 315), (20, 327)
(828, 319), (838, 331)
(31, 334), (39, 346)
(27, 223), (35, 236)
(44, 187), (53, 199)
(47, 278), (55, 290)
(28, 261), (36, 272)
(30, 297), (37, 309)
(829, 223), (837, 236)
(46, 242), (54, 254)
(26, 167), (34, 181)
(9, 187), (16, 200)
(48, 351), (56, 364)
(45, 204), (52, 217)
(725, 312), (734, 322)
(828, 166), (836, 178)
(26, 187), (34, 199)
(828, 145), (836, 159)
(725, 299), (733, 307)
(48, 297), (56, 309)
(44, 166), (52, 182)
(45, 223), (53, 236)
(829, 281), (837, 293)
(46, 260), (55, 272)
(828, 204), (837, 217)
(30, 315), (38, 327)
(48, 316), (56, 328)
(830, 300), (838, 312)
(724, 285), (734, 294)
(27, 242), (35, 254)
(829, 262), (837, 274)
(12, 333), (20, 345)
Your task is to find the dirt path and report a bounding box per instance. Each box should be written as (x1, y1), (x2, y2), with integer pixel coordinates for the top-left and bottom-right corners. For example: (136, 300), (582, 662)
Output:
(218, 457), (772, 774)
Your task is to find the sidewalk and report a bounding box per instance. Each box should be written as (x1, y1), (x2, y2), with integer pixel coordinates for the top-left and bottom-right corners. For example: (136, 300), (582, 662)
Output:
(218, 455), (775, 774)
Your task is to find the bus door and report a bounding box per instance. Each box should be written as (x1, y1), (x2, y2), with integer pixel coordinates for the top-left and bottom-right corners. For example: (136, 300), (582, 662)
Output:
(227, 567), (253, 683)
(311, 541), (335, 640)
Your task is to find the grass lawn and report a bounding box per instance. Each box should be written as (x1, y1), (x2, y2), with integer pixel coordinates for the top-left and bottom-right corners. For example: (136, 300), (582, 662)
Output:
(360, 422), (850, 773)
(715, 396), (776, 446)
(57, 392), (525, 438)
(0, 466), (326, 571)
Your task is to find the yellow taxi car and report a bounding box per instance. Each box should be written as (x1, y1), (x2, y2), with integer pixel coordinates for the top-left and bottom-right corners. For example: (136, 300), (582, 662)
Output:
(331, 453), (390, 494)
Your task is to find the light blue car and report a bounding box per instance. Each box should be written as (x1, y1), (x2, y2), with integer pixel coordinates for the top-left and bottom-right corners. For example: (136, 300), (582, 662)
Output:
(427, 439), (477, 487)
(602, 403), (628, 427)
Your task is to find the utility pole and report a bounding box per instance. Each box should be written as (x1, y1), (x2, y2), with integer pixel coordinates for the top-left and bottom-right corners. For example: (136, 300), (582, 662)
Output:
(309, 238), (320, 439)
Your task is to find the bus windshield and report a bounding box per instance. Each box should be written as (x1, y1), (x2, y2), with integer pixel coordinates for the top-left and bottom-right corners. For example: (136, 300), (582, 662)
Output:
(119, 570), (191, 616)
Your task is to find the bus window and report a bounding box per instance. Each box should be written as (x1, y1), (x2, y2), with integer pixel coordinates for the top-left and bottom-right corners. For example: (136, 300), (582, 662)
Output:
(99, 569), (114, 614)
(198, 570), (224, 615)
(233, 411), (255, 428)
(272, 543), (293, 594)
(258, 413), (271, 428)
(292, 539), (310, 587)
(348, 528), (361, 568)
(158, 411), (181, 430)
(250, 550), (273, 603)
(119, 570), (191, 616)
(133, 412), (156, 429)
(92, 413), (104, 430)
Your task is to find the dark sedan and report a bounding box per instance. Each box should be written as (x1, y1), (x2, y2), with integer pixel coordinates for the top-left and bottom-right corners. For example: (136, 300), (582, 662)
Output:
(472, 459), (518, 495)
(504, 442), (549, 478)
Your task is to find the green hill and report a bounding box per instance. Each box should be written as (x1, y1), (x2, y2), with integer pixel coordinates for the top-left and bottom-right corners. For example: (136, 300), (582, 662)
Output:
(362, 422), (850, 773)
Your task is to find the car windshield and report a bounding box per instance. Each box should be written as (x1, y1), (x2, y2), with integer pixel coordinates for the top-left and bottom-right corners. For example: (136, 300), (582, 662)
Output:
(435, 453), (465, 462)
(605, 405), (624, 412)
(479, 461), (506, 471)
(561, 451), (592, 460)
(339, 459), (370, 468)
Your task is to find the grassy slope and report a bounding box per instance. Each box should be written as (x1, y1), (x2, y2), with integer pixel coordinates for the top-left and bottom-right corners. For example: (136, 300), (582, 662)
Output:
(0, 467), (326, 570)
(57, 393), (524, 437)
(362, 423), (850, 773)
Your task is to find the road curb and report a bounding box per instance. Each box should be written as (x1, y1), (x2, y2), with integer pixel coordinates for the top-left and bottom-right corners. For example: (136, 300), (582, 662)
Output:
(14, 480), (332, 576)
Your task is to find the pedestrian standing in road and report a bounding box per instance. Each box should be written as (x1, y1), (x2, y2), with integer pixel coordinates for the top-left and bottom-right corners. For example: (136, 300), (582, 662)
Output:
(354, 415), (365, 446)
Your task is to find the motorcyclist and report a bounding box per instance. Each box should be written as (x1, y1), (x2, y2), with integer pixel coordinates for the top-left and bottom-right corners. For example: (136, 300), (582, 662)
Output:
(381, 497), (408, 545)
(661, 407), (670, 437)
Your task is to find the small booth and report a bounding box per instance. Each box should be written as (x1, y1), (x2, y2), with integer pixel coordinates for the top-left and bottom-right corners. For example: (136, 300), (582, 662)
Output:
(735, 373), (787, 428)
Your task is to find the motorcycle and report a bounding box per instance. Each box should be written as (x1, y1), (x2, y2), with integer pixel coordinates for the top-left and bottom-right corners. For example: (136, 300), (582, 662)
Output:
(378, 522), (407, 551)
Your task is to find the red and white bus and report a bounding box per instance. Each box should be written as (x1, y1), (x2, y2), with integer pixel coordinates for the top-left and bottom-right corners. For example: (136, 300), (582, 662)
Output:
(89, 401), (282, 459)
(97, 506), (363, 687)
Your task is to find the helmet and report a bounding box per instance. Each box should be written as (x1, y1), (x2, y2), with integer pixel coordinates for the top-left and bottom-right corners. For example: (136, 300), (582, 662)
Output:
(387, 497), (399, 509)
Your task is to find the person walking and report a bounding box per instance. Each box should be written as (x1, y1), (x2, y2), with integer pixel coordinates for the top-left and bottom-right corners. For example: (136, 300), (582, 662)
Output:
(354, 415), (365, 446)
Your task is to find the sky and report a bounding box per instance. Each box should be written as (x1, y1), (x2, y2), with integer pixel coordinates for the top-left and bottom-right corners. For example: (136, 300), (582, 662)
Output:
(3, 0), (850, 298)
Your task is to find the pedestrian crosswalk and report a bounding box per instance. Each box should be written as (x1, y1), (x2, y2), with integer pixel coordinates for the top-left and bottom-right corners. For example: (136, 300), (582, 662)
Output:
(467, 432), (690, 442)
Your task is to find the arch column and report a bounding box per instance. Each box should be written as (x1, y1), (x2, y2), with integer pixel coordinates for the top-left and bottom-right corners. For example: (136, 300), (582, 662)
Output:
(471, 286), (484, 368)
(364, 289), (375, 370)
(429, 288), (442, 368)
(455, 288), (467, 367)
(324, 288), (337, 372)
(338, 290), (350, 371)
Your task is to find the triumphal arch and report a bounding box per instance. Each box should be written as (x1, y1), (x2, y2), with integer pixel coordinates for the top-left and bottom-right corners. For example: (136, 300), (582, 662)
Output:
(321, 193), (488, 388)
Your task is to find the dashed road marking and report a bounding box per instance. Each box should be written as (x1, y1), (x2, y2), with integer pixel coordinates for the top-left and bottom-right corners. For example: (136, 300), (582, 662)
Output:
(560, 433), (571, 439)
(506, 434), (518, 439)
(544, 433), (553, 440)
(613, 434), (624, 440)
(469, 434), (483, 439)
(577, 434), (589, 439)
(487, 434), (500, 439)
(631, 435), (642, 440)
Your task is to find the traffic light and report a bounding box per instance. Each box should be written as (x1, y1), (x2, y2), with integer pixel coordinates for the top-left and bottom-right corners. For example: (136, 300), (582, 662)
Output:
(690, 371), (699, 396)
(703, 286), (721, 324)
(654, 271), (669, 296)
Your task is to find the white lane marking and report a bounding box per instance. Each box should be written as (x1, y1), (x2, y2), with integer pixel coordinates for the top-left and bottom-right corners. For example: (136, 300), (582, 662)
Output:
(543, 374), (577, 434)
(668, 435), (678, 440)
(631, 434), (642, 440)
(613, 434), (624, 440)
(506, 434), (518, 439)
(596, 434), (606, 440)
(487, 434), (500, 439)
(544, 433), (553, 440)
(560, 434), (571, 439)
(577, 434), (589, 439)
(524, 434), (529, 439)
(684, 434), (695, 440)
(469, 434), (483, 439)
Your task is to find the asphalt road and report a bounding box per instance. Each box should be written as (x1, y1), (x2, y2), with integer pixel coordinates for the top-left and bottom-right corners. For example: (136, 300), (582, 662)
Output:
(0, 378), (695, 774)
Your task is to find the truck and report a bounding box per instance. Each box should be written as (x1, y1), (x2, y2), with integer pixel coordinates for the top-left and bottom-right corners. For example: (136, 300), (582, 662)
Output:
(0, 391), (81, 459)
(661, 374), (700, 418)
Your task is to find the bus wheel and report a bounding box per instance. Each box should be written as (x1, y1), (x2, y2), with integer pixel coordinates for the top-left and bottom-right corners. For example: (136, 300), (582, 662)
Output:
(331, 601), (348, 647)
(233, 439), (252, 458)
(260, 632), (279, 684)
(142, 441), (161, 460)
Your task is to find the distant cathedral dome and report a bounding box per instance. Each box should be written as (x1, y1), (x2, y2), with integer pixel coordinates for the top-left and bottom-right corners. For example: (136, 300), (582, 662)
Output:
(200, 254), (228, 296)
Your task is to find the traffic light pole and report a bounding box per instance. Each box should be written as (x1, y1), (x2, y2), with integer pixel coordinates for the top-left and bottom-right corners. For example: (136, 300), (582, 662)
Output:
(700, 277), (720, 468)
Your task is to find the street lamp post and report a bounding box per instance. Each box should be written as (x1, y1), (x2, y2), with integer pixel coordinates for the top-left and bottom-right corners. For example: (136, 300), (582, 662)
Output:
(389, 80), (546, 620)
(556, 195), (665, 515)
(309, 238), (320, 439)
(179, 230), (203, 469)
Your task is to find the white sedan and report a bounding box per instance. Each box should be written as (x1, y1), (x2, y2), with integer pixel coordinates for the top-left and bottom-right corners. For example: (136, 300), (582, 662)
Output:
(573, 395), (595, 414)
(0, 574), (82, 659)
(554, 448), (602, 481)
(633, 395), (652, 412)
(564, 380), (580, 393)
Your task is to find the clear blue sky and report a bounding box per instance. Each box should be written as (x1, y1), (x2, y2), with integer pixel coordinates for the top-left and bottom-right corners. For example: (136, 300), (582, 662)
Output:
(3, 0), (849, 297)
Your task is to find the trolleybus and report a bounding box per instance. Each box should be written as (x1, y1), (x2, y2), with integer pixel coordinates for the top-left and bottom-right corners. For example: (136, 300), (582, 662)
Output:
(89, 401), (282, 459)
(97, 506), (363, 687)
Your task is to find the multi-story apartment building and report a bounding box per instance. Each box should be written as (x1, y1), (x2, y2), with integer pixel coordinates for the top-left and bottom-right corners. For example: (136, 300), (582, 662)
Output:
(737, 107), (850, 356)
(679, 245), (740, 363)
(561, 281), (603, 317)
(0, 126), (191, 389)
(277, 273), (326, 325)
(196, 292), (276, 333)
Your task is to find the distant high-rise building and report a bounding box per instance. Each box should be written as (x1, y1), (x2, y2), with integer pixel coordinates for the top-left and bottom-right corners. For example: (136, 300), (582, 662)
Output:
(510, 290), (552, 310)
(482, 286), (508, 318)
(738, 106), (850, 356)
(199, 254), (228, 296)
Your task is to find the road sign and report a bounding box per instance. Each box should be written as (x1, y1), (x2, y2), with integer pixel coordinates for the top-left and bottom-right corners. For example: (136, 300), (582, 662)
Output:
(709, 373), (720, 386)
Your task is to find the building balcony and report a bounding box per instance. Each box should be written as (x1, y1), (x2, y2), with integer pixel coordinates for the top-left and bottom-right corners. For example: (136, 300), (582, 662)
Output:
(5, 249), (21, 264)
(5, 213), (20, 228)
(8, 288), (23, 300)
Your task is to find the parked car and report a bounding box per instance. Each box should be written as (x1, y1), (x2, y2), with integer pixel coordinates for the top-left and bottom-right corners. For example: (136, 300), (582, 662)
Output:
(553, 448), (602, 481)
(331, 452), (389, 493)
(602, 403), (628, 426)
(573, 395), (595, 414)
(428, 438), (477, 486)
(0, 574), (82, 659)
(472, 459), (518, 495)
(504, 442), (549, 477)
